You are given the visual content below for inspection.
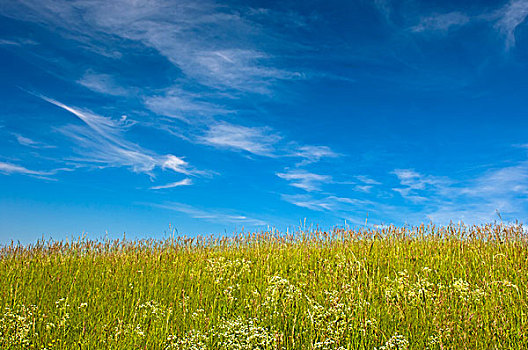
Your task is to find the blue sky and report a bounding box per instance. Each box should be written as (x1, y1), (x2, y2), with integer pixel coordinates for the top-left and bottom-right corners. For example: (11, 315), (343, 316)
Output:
(1, 0), (528, 243)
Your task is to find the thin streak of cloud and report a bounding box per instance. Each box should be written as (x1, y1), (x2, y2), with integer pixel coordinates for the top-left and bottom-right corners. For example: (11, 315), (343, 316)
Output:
(0, 161), (52, 176)
(12, 133), (55, 149)
(276, 170), (331, 192)
(150, 202), (267, 226)
(280, 193), (333, 211)
(356, 175), (381, 185)
(354, 185), (373, 193)
(411, 12), (470, 33)
(392, 168), (450, 201)
(280, 193), (379, 225)
(292, 145), (340, 166)
(40, 95), (196, 176)
(0, 38), (38, 46)
(77, 71), (128, 96)
(150, 178), (192, 190)
(200, 122), (281, 156)
(144, 89), (231, 123)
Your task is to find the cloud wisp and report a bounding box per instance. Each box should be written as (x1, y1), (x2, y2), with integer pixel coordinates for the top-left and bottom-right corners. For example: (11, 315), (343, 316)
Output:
(2, 0), (304, 96)
(150, 202), (267, 226)
(0, 161), (53, 176)
(276, 169), (331, 192)
(392, 169), (451, 203)
(391, 162), (528, 224)
(12, 133), (55, 149)
(150, 178), (192, 190)
(200, 122), (282, 156)
(292, 145), (340, 166)
(77, 71), (129, 96)
(411, 12), (470, 33)
(41, 96), (196, 177)
(280, 193), (385, 226)
(494, 0), (528, 50)
(144, 88), (232, 124)
(405, 1), (528, 50)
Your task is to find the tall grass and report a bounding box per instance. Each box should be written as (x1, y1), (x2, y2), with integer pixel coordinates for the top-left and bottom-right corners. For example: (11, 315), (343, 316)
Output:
(1, 223), (527, 349)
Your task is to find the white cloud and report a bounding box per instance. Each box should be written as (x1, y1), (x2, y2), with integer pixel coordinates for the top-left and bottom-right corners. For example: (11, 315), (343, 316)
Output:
(276, 169), (331, 192)
(392, 161), (528, 224)
(280, 194), (333, 211)
(12, 133), (55, 149)
(200, 122), (281, 156)
(461, 162), (528, 198)
(77, 71), (128, 96)
(42, 96), (195, 175)
(192, 49), (302, 94)
(494, 0), (528, 49)
(0, 161), (51, 176)
(354, 185), (373, 193)
(13, 134), (39, 147)
(293, 145), (340, 165)
(0, 37), (37, 46)
(161, 155), (192, 175)
(2, 0), (304, 95)
(408, 2), (528, 50)
(150, 178), (192, 190)
(144, 89), (230, 123)
(355, 175), (381, 185)
(392, 169), (450, 201)
(200, 121), (339, 161)
(280, 193), (379, 225)
(41, 96), (132, 140)
(3, 1), (342, 171)
(411, 12), (470, 33)
(151, 202), (266, 225)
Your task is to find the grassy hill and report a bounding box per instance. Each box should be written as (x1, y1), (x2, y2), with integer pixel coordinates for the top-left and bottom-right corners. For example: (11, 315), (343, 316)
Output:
(1, 223), (527, 349)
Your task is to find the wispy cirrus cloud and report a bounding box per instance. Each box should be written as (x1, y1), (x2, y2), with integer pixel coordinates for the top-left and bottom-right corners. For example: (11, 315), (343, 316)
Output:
(355, 175), (381, 185)
(77, 71), (129, 96)
(494, 0), (528, 50)
(41, 96), (196, 176)
(13, 133), (40, 147)
(150, 202), (266, 226)
(12, 133), (55, 149)
(351, 175), (381, 193)
(276, 169), (331, 192)
(0, 37), (38, 46)
(392, 169), (450, 202)
(200, 122), (282, 156)
(193, 49), (303, 94)
(391, 161), (528, 224)
(150, 178), (192, 190)
(144, 88), (231, 123)
(1, 0), (304, 95)
(0, 161), (52, 176)
(292, 145), (340, 166)
(411, 12), (470, 33)
(3, 0), (340, 173)
(406, 1), (528, 50)
(198, 121), (341, 163)
(280, 193), (381, 225)
(281, 193), (334, 211)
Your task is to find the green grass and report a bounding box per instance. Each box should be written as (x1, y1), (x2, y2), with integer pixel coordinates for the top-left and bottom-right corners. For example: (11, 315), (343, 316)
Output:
(1, 223), (527, 349)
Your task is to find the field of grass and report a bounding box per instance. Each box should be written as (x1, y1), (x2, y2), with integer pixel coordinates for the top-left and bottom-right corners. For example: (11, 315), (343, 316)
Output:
(1, 223), (527, 349)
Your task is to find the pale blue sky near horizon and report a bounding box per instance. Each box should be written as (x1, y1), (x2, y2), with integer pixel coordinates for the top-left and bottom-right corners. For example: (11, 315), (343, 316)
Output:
(1, 0), (528, 244)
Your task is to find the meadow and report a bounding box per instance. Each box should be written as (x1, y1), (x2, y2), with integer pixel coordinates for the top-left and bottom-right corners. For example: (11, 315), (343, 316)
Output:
(0, 223), (527, 349)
